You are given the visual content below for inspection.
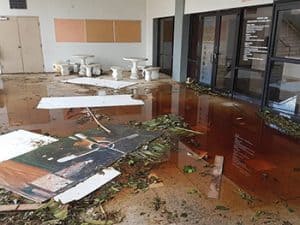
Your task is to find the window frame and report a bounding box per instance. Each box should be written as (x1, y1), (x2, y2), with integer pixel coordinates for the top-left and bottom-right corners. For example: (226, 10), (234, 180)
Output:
(262, 0), (300, 119)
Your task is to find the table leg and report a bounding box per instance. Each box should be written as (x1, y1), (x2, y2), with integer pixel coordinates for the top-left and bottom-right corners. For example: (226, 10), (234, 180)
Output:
(130, 61), (139, 80)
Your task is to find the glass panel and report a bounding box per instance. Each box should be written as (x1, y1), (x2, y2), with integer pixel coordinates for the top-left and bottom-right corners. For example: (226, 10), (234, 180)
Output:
(235, 69), (265, 99)
(239, 7), (273, 70)
(158, 17), (174, 75)
(215, 14), (237, 90)
(267, 61), (300, 116)
(274, 8), (300, 59)
(188, 15), (201, 61)
(199, 16), (216, 85)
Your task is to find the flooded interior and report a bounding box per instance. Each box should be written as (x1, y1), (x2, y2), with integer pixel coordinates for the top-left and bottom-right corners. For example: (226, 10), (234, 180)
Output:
(0, 73), (299, 223)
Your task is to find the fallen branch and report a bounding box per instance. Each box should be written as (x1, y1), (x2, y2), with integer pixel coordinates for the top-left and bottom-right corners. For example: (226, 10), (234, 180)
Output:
(86, 107), (111, 134)
(174, 127), (204, 135)
(0, 204), (43, 213)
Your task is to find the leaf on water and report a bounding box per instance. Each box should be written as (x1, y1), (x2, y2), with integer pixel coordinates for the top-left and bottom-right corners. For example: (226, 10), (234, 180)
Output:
(215, 205), (230, 211)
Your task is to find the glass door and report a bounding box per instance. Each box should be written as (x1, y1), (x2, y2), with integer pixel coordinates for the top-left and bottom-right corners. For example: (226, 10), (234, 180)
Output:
(214, 13), (239, 91)
(199, 16), (217, 85)
(158, 17), (174, 75)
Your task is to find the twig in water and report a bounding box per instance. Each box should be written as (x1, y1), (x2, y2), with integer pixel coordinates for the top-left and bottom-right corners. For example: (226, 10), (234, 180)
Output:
(86, 107), (111, 134)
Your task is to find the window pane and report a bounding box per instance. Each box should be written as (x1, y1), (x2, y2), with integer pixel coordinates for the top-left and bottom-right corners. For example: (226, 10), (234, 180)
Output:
(235, 69), (265, 99)
(267, 61), (300, 116)
(274, 9), (300, 59)
(239, 7), (273, 70)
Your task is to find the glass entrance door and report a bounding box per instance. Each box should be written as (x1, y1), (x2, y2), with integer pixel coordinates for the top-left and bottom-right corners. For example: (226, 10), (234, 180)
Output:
(214, 14), (238, 91)
(199, 16), (217, 85)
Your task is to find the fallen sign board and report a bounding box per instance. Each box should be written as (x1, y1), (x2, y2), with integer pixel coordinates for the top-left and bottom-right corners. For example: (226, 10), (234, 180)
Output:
(63, 77), (137, 89)
(207, 155), (224, 199)
(0, 130), (58, 163)
(0, 125), (159, 202)
(37, 95), (144, 109)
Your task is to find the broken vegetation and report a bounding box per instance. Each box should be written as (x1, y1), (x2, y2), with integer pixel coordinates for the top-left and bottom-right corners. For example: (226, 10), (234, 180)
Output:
(185, 80), (230, 97)
(258, 109), (300, 138)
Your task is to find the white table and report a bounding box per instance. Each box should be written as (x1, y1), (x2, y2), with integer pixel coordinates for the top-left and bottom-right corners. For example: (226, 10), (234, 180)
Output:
(72, 55), (95, 65)
(123, 57), (148, 79)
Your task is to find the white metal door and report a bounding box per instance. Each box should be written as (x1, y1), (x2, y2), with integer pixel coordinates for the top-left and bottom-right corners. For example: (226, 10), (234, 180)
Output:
(0, 17), (24, 73)
(18, 17), (44, 73)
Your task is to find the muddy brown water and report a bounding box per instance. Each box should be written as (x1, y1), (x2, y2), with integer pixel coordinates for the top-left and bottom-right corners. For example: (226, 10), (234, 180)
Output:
(0, 76), (299, 205)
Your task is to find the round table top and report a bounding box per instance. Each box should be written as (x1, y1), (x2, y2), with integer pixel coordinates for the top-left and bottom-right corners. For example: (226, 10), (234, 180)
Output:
(123, 57), (148, 62)
(72, 55), (95, 59)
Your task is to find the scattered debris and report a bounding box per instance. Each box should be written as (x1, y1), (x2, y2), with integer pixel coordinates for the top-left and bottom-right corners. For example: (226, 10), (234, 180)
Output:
(183, 165), (197, 174)
(180, 212), (188, 217)
(179, 141), (208, 160)
(186, 80), (230, 97)
(207, 155), (224, 199)
(258, 109), (300, 138)
(37, 95), (144, 109)
(215, 205), (230, 211)
(237, 189), (256, 204)
(187, 150), (208, 160)
(0, 125), (158, 202)
(251, 210), (282, 224)
(152, 196), (166, 211)
(282, 221), (293, 225)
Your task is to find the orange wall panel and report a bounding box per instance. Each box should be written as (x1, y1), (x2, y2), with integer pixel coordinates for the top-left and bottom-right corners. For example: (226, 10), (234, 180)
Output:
(114, 20), (141, 43)
(86, 20), (114, 42)
(54, 19), (86, 42)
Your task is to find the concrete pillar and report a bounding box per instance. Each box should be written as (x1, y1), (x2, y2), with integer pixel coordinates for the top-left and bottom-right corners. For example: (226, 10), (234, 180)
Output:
(172, 0), (189, 83)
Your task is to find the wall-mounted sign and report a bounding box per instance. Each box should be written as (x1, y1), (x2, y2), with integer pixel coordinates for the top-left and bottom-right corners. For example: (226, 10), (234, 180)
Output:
(243, 16), (271, 62)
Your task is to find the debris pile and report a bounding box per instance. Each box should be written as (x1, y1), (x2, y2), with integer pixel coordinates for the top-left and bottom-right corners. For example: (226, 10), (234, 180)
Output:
(0, 114), (195, 224)
(185, 80), (230, 97)
(258, 109), (300, 138)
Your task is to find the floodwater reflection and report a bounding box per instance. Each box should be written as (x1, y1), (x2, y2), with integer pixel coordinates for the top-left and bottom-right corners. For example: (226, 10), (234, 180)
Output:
(0, 76), (299, 203)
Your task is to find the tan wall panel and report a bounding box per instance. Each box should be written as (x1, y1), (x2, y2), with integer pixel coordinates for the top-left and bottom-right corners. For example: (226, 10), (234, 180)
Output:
(54, 19), (86, 42)
(114, 20), (141, 43)
(86, 20), (114, 42)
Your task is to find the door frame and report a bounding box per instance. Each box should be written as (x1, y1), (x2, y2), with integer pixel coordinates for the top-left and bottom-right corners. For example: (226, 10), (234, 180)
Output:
(211, 9), (241, 94)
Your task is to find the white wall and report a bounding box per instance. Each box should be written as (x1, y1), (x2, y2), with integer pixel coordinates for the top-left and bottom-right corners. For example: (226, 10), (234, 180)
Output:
(146, 0), (175, 64)
(185, 0), (274, 14)
(0, 0), (147, 71)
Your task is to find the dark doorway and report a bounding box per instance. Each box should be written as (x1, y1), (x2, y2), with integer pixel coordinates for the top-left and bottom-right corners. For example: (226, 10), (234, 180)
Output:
(157, 17), (174, 76)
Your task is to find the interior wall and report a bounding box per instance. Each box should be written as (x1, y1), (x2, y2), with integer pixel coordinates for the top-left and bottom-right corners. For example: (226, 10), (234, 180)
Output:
(185, 0), (274, 14)
(0, 0), (147, 72)
(146, 0), (176, 64)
